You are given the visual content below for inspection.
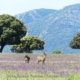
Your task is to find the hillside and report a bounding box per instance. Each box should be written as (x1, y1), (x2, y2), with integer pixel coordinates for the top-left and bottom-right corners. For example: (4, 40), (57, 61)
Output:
(15, 8), (56, 24)
(26, 4), (80, 53)
(3, 4), (80, 53)
(3, 8), (56, 53)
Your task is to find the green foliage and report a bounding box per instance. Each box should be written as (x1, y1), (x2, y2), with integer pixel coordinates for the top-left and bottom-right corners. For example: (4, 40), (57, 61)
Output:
(10, 36), (45, 53)
(70, 32), (80, 49)
(52, 50), (62, 54)
(0, 14), (27, 52)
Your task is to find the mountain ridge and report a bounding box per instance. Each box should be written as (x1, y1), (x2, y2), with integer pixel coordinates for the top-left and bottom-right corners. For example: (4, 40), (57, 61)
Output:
(15, 8), (57, 24)
(26, 4), (80, 53)
(3, 4), (80, 53)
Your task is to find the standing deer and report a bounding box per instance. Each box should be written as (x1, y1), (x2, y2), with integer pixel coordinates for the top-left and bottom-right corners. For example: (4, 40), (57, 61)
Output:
(37, 52), (47, 64)
(24, 55), (30, 63)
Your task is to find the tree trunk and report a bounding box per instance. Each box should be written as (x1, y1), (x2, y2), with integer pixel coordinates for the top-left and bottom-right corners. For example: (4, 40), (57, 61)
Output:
(0, 45), (5, 53)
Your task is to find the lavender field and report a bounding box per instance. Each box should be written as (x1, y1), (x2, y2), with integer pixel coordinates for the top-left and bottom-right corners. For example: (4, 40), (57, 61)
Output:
(0, 53), (80, 80)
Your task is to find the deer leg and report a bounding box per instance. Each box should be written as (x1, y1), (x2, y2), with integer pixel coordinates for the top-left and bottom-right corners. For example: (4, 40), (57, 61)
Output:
(37, 60), (40, 64)
(42, 59), (45, 64)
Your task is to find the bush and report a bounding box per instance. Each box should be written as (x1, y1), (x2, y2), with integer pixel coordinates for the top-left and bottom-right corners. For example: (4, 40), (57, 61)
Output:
(52, 50), (62, 54)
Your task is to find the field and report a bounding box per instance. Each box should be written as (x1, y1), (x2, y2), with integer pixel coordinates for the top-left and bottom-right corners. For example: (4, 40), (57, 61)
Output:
(0, 53), (80, 80)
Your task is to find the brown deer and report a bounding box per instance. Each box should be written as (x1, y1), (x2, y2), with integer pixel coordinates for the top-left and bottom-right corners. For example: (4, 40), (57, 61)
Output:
(24, 55), (30, 63)
(37, 52), (47, 64)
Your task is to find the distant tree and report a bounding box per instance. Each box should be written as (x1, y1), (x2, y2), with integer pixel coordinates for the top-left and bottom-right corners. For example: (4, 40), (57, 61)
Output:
(70, 32), (80, 49)
(10, 36), (45, 53)
(0, 14), (27, 52)
(52, 50), (62, 54)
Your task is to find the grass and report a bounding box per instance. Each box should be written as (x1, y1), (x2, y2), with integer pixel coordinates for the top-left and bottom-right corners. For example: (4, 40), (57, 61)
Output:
(0, 70), (80, 80)
(0, 53), (80, 80)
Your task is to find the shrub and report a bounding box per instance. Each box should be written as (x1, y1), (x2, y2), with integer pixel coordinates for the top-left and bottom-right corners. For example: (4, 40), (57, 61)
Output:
(52, 50), (62, 54)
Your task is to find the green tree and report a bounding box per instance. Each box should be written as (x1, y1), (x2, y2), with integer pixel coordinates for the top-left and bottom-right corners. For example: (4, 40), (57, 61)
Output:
(70, 32), (80, 49)
(0, 14), (27, 52)
(52, 50), (62, 54)
(10, 36), (45, 53)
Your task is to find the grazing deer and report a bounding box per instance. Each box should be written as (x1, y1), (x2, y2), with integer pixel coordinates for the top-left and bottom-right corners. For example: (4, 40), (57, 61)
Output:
(37, 52), (47, 64)
(24, 55), (30, 63)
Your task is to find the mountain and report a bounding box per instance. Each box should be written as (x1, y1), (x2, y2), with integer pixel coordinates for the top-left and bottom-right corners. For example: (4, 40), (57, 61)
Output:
(3, 4), (80, 53)
(3, 8), (56, 53)
(26, 4), (80, 53)
(15, 8), (57, 24)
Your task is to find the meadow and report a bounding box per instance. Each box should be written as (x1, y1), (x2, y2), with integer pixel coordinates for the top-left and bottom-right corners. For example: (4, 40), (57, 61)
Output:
(0, 53), (80, 80)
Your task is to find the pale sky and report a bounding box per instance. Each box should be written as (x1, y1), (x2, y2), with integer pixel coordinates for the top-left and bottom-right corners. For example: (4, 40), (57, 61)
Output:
(0, 0), (80, 16)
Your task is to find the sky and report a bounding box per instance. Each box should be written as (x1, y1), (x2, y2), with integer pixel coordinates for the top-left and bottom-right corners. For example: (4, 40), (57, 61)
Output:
(0, 0), (80, 16)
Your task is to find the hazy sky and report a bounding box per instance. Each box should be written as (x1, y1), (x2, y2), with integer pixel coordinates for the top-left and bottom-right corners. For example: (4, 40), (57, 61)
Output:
(0, 0), (80, 15)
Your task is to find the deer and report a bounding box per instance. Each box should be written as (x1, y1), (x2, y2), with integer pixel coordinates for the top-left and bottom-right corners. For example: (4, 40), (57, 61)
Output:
(24, 54), (30, 63)
(37, 52), (47, 64)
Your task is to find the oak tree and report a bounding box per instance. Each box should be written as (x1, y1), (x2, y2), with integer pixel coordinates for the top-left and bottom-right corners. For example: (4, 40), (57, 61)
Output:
(0, 14), (27, 52)
(70, 32), (80, 49)
(10, 36), (45, 53)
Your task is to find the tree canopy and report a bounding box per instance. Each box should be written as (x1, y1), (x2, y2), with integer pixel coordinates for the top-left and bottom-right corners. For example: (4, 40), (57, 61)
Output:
(10, 36), (45, 53)
(0, 14), (27, 52)
(70, 32), (80, 49)
(52, 50), (62, 54)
